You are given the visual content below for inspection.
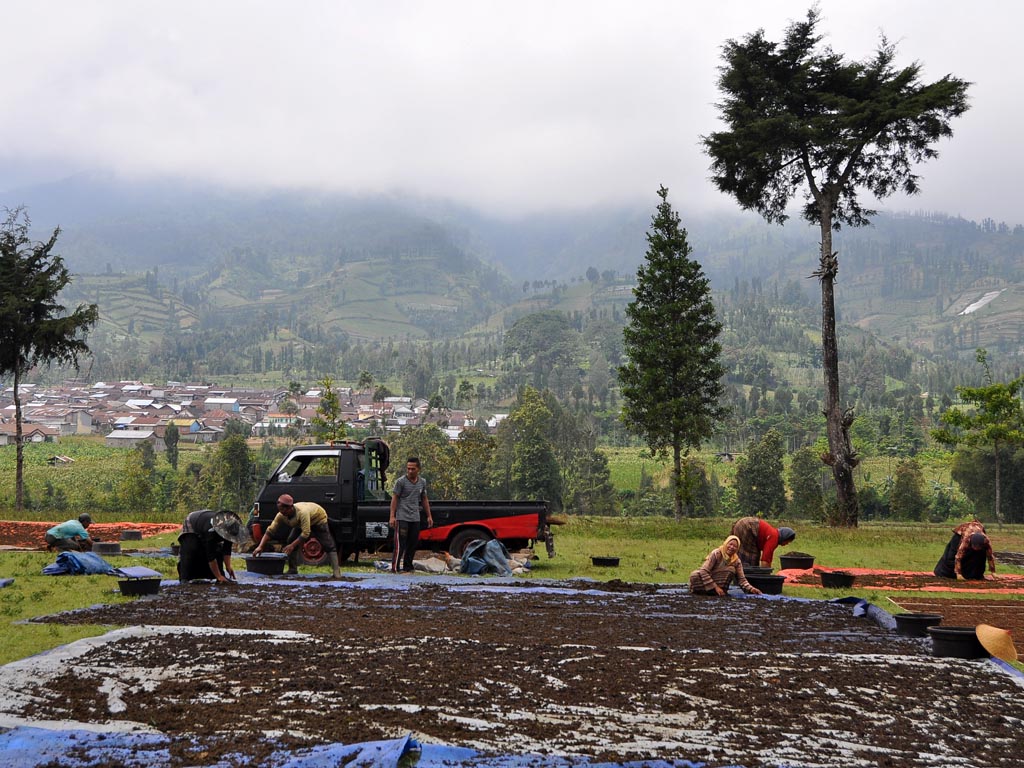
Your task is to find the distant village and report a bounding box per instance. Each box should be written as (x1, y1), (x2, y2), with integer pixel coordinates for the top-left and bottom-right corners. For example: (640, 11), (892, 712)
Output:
(0, 381), (505, 451)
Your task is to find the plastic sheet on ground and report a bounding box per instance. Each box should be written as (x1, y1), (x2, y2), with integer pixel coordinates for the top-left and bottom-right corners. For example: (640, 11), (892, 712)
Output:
(0, 727), (719, 767)
(7, 572), (1022, 766)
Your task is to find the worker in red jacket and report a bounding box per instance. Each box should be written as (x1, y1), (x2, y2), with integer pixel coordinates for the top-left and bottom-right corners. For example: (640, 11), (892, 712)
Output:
(730, 516), (796, 568)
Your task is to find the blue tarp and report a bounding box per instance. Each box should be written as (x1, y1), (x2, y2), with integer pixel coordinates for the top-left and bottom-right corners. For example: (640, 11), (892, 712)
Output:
(41, 551), (115, 576)
(0, 729), (719, 768)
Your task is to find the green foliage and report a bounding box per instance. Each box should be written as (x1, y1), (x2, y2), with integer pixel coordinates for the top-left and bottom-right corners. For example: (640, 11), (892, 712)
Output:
(310, 375), (346, 443)
(453, 427), (496, 499)
(387, 425), (458, 500)
(164, 423), (180, 471)
(504, 311), (582, 393)
(703, 7), (970, 230)
(504, 387), (562, 508)
(118, 446), (155, 513)
(933, 349), (1024, 522)
(735, 428), (786, 517)
(704, 8), (970, 528)
(889, 459), (927, 521)
(207, 436), (256, 514)
(0, 207), (99, 511)
(620, 187), (727, 518)
(788, 446), (824, 520)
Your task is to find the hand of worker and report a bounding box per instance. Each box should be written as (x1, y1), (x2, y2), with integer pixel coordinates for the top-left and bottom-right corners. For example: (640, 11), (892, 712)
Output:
(715, 586), (726, 596)
(253, 545), (264, 557)
(426, 517), (434, 529)
(956, 573), (965, 581)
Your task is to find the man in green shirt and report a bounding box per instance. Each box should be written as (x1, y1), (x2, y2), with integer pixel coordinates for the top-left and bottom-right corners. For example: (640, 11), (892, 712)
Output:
(45, 514), (95, 552)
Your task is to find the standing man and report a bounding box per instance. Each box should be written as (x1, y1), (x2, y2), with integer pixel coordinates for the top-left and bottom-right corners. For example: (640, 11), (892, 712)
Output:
(730, 516), (796, 568)
(44, 514), (95, 552)
(389, 457), (433, 574)
(253, 494), (342, 579)
(177, 509), (250, 583)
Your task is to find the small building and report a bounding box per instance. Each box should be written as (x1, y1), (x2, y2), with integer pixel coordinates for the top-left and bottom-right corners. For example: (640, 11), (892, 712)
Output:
(0, 422), (60, 446)
(104, 430), (166, 451)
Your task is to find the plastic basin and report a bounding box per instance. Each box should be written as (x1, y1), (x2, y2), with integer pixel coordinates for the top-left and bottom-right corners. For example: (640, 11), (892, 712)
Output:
(820, 570), (856, 589)
(894, 612), (943, 637)
(118, 578), (161, 597)
(244, 554), (288, 575)
(746, 574), (785, 595)
(927, 626), (988, 658)
(779, 554), (815, 570)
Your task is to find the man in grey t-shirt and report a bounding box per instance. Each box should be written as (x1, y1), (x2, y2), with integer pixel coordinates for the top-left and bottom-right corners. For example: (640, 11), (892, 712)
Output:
(389, 457), (433, 573)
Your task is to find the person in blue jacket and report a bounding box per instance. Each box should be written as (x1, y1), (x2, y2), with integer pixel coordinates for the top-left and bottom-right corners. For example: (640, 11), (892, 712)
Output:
(44, 514), (95, 551)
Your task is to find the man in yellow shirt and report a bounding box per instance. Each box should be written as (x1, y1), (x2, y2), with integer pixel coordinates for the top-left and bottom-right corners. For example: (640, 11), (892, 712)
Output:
(252, 494), (342, 578)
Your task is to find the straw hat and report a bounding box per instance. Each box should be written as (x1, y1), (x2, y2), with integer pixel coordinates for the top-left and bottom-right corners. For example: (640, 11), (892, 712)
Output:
(975, 624), (1018, 662)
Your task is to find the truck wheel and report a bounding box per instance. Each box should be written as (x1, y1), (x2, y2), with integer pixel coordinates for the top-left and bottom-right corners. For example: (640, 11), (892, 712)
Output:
(300, 538), (328, 566)
(448, 528), (492, 557)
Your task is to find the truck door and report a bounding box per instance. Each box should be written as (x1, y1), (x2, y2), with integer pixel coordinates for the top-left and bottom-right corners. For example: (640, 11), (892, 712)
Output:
(266, 450), (343, 526)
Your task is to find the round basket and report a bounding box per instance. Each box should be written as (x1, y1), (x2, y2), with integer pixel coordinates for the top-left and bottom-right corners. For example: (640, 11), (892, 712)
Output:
(120, 530), (143, 541)
(591, 556), (620, 567)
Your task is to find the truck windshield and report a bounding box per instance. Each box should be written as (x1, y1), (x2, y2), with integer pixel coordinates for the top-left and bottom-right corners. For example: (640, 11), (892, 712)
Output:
(274, 454), (338, 482)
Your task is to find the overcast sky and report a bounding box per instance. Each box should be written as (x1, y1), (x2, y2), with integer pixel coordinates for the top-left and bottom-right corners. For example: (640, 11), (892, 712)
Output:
(0, 1), (1017, 222)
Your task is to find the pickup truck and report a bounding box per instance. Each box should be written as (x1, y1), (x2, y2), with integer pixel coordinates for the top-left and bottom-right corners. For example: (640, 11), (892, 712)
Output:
(247, 439), (555, 564)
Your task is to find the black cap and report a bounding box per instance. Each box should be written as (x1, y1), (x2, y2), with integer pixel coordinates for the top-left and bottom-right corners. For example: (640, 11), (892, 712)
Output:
(78, 513), (92, 525)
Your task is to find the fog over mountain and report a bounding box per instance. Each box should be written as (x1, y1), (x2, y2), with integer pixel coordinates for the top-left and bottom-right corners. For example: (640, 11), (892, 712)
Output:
(1, 2), (1021, 224)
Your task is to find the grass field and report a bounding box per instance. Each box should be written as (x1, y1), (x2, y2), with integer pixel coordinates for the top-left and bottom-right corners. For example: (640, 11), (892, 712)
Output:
(1, 517), (1021, 667)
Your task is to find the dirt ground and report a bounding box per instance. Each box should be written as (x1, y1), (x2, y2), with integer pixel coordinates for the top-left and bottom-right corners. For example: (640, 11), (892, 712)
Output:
(9, 574), (1024, 768)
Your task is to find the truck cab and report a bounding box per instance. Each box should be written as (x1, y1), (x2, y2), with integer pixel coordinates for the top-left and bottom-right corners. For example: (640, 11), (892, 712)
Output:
(248, 439), (554, 564)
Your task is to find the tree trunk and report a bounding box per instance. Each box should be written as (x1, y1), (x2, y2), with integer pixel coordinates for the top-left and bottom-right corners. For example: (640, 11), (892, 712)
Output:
(994, 440), (1002, 524)
(14, 365), (24, 513)
(672, 443), (683, 520)
(817, 213), (859, 527)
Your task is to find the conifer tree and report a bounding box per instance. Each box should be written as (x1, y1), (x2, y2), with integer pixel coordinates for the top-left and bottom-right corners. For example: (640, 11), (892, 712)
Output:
(620, 186), (727, 519)
(0, 207), (98, 512)
(704, 9), (969, 526)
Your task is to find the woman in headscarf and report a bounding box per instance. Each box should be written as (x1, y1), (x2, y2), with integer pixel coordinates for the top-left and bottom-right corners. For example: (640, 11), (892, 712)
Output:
(690, 535), (763, 596)
(934, 519), (996, 580)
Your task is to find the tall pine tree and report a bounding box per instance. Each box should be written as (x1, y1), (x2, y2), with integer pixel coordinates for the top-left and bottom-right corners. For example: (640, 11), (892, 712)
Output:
(620, 186), (727, 519)
(0, 207), (98, 512)
(704, 9), (969, 526)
